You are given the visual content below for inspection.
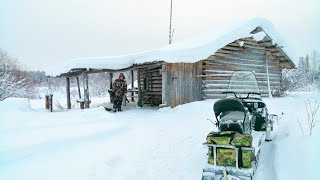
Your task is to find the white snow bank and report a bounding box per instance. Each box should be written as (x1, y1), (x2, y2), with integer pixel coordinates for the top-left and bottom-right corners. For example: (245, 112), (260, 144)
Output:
(0, 98), (34, 112)
(2, 94), (318, 180)
(262, 94), (320, 180)
(46, 18), (296, 77)
(127, 80), (138, 89)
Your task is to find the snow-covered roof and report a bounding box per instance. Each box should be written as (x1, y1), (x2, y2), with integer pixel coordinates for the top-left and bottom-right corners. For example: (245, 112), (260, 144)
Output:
(46, 18), (296, 77)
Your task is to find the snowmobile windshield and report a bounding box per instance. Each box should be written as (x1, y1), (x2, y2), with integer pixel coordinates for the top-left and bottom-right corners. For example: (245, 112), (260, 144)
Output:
(226, 71), (261, 99)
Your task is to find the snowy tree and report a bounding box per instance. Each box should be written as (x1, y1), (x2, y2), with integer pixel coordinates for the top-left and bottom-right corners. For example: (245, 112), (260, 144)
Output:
(281, 50), (320, 92)
(0, 49), (34, 101)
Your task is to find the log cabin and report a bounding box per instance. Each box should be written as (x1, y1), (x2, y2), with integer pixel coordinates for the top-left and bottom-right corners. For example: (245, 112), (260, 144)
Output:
(47, 18), (296, 108)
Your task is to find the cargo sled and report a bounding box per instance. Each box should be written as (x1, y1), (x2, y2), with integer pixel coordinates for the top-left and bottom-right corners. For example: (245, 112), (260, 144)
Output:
(202, 71), (278, 180)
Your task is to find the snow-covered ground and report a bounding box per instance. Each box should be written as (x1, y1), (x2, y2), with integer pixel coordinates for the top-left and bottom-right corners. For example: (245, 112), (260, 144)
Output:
(0, 93), (319, 180)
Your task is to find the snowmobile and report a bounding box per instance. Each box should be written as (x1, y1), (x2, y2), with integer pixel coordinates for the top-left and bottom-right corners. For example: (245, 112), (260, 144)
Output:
(202, 71), (278, 180)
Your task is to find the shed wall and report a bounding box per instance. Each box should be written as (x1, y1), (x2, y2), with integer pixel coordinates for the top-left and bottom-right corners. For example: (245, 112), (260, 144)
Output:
(202, 45), (282, 99)
(163, 62), (202, 107)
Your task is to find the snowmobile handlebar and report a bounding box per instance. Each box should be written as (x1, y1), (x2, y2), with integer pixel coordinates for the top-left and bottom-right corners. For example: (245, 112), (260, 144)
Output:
(222, 91), (261, 99)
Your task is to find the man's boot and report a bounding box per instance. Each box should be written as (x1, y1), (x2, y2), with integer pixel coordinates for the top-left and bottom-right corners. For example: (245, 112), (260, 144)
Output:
(113, 103), (117, 112)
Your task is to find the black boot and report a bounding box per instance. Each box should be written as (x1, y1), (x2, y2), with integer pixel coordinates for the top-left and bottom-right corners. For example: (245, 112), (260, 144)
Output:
(118, 107), (122, 112)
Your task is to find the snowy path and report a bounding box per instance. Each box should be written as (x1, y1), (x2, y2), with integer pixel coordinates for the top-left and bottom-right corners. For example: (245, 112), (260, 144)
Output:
(1, 94), (319, 180)
(0, 101), (214, 180)
(254, 138), (277, 180)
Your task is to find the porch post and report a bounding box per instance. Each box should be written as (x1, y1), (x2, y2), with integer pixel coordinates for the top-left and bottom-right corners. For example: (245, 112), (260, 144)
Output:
(82, 72), (90, 108)
(131, 70), (135, 102)
(66, 76), (71, 109)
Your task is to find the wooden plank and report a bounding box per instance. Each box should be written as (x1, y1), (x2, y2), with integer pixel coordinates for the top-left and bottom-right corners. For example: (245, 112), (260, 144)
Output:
(130, 70), (134, 102)
(161, 64), (166, 105)
(203, 89), (277, 94)
(82, 72), (90, 108)
(195, 74), (232, 78)
(202, 65), (281, 75)
(203, 79), (281, 85)
(200, 70), (281, 77)
(203, 85), (281, 90)
(137, 69), (142, 105)
(76, 76), (81, 99)
(216, 49), (234, 54)
(145, 91), (162, 94)
(66, 77), (71, 109)
(206, 54), (268, 64)
(201, 75), (281, 82)
(203, 66), (280, 74)
(204, 67), (281, 74)
(222, 46), (243, 51)
(109, 73), (113, 89)
(203, 60), (277, 68)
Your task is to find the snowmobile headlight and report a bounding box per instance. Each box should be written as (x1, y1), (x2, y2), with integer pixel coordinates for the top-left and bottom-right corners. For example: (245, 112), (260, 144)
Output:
(254, 103), (258, 109)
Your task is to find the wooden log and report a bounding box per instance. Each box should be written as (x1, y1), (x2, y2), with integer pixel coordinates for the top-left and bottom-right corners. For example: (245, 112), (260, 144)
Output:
(202, 66), (280, 74)
(76, 76), (81, 99)
(137, 69), (142, 106)
(161, 64), (166, 106)
(195, 74), (231, 78)
(66, 77), (71, 109)
(109, 72), (113, 89)
(45, 95), (49, 109)
(82, 72), (90, 108)
(216, 49), (234, 54)
(130, 70), (134, 102)
(222, 46), (243, 51)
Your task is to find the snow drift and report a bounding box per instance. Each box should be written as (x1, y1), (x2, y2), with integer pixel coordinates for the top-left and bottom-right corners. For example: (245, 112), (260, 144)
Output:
(0, 98), (34, 112)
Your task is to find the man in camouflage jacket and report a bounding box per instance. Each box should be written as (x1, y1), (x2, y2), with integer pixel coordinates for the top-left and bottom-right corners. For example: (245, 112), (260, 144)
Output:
(112, 73), (127, 112)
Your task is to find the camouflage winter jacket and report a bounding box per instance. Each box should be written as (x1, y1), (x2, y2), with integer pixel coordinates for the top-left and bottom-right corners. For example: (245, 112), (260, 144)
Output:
(112, 79), (127, 96)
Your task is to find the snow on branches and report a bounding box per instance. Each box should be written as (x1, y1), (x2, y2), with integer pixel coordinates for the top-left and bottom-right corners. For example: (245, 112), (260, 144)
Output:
(0, 49), (34, 101)
(281, 50), (320, 92)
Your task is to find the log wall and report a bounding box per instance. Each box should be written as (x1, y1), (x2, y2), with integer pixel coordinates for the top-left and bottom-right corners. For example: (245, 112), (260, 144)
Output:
(202, 44), (282, 99)
(138, 64), (163, 105)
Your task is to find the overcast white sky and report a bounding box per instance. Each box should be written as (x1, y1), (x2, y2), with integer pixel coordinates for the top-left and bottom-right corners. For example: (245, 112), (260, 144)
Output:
(1, 0), (319, 70)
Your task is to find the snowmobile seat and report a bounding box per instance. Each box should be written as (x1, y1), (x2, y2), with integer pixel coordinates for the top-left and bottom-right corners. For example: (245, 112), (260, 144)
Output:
(219, 111), (245, 133)
(214, 98), (247, 134)
(214, 98), (245, 117)
(220, 111), (245, 121)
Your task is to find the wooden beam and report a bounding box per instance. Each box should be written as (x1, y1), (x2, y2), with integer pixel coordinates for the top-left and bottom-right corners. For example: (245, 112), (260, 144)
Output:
(82, 72), (90, 108)
(136, 63), (163, 70)
(109, 72), (113, 89)
(241, 37), (256, 42)
(216, 49), (234, 54)
(222, 46), (243, 51)
(258, 40), (273, 44)
(250, 27), (263, 34)
(161, 64), (166, 106)
(272, 51), (285, 57)
(137, 69), (142, 106)
(131, 70), (135, 102)
(214, 52), (230, 57)
(76, 76), (81, 99)
(241, 40), (259, 46)
(194, 74), (231, 78)
(66, 77), (71, 109)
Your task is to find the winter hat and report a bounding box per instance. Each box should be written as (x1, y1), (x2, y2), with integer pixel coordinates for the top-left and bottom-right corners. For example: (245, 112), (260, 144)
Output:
(119, 73), (125, 79)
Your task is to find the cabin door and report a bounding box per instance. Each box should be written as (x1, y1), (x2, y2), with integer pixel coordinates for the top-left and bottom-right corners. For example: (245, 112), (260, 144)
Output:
(164, 63), (201, 107)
